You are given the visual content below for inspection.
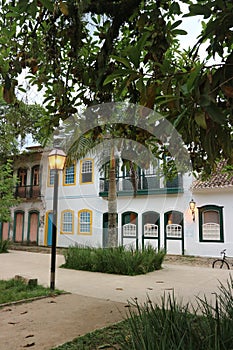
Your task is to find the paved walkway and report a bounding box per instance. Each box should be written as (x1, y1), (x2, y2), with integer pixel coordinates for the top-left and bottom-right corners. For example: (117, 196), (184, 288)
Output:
(0, 250), (232, 350)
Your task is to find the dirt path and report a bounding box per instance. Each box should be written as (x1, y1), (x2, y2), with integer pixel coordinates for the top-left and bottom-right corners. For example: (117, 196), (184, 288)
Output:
(0, 294), (128, 350)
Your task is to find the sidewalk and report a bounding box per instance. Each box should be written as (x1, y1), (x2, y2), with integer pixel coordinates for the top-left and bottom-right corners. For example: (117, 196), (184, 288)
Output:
(0, 250), (232, 350)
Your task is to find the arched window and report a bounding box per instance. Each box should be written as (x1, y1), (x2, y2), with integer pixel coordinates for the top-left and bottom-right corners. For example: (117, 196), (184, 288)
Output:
(198, 205), (224, 242)
(18, 168), (27, 186)
(31, 165), (40, 198)
(32, 165), (40, 186)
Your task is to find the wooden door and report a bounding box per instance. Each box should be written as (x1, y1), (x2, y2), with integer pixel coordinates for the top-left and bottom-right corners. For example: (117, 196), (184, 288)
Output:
(29, 212), (39, 243)
(15, 212), (24, 242)
(2, 223), (9, 240)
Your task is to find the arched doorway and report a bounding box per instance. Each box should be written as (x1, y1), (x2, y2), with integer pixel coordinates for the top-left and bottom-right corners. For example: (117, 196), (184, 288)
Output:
(121, 211), (138, 249)
(164, 210), (184, 255)
(13, 211), (24, 242)
(142, 211), (160, 250)
(28, 211), (39, 244)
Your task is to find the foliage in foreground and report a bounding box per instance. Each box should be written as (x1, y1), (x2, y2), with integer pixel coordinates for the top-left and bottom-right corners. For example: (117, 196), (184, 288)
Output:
(0, 239), (11, 253)
(62, 245), (166, 275)
(53, 276), (233, 350)
(0, 279), (63, 305)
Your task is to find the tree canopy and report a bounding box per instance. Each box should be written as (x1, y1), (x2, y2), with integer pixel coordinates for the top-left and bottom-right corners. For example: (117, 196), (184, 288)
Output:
(0, 0), (232, 175)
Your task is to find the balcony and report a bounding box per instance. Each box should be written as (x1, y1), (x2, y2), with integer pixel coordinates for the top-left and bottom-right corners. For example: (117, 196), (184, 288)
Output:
(99, 173), (183, 197)
(15, 185), (41, 199)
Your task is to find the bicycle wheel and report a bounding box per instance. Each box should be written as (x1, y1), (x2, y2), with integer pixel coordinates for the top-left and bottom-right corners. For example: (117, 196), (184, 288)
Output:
(212, 259), (230, 269)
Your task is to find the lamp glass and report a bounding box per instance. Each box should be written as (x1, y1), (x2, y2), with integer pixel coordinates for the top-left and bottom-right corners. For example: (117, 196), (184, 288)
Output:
(189, 199), (196, 211)
(48, 149), (66, 170)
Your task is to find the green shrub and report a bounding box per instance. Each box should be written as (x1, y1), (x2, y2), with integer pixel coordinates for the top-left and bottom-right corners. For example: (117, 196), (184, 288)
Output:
(62, 245), (166, 275)
(120, 276), (233, 350)
(0, 239), (11, 253)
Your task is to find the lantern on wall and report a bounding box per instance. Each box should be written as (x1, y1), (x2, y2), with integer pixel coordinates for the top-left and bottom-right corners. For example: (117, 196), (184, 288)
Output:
(189, 199), (196, 222)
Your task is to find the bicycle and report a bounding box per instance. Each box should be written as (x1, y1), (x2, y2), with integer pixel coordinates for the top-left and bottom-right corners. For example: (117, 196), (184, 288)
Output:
(212, 249), (232, 269)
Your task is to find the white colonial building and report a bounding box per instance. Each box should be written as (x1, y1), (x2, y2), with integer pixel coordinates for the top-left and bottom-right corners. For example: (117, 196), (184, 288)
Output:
(1, 147), (233, 258)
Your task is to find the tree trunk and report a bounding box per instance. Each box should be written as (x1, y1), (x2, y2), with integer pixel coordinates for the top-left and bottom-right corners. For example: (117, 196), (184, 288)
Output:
(107, 148), (118, 247)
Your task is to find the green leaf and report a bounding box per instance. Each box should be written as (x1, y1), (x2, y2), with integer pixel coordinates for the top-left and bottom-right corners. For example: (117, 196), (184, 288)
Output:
(169, 2), (181, 16)
(205, 104), (227, 124)
(173, 109), (188, 129)
(127, 46), (140, 69)
(195, 112), (207, 129)
(185, 4), (212, 19)
(170, 20), (182, 30)
(125, 32), (150, 69)
(187, 65), (202, 92)
(39, 0), (54, 12)
(103, 69), (136, 86)
(29, 1), (37, 18)
(172, 29), (187, 36)
(110, 55), (131, 69)
(199, 94), (211, 107)
(17, 0), (29, 13)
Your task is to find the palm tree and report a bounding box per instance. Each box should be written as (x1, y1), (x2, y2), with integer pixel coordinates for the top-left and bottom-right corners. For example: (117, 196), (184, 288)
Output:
(63, 124), (119, 247)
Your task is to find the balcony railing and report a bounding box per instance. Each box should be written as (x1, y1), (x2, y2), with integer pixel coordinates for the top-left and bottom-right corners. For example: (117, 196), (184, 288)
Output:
(14, 185), (41, 199)
(99, 173), (183, 196)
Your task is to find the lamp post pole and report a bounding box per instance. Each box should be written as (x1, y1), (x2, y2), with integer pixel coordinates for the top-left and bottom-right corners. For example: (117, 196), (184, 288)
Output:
(50, 168), (59, 290)
(48, 148), (66, 291)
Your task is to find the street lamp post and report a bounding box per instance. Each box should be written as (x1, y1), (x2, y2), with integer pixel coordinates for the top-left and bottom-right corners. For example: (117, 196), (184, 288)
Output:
(48, 149), (66, 290)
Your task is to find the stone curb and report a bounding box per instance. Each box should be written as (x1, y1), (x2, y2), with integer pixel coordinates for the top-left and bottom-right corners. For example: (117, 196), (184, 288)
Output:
(0, 292), (70, 309)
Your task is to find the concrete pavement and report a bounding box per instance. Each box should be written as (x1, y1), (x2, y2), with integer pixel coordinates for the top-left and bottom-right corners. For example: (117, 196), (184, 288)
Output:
(0, 250), (232, 350)
(1, 250), (232, 305)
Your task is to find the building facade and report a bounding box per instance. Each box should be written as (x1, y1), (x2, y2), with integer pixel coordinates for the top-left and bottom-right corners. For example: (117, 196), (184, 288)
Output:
(2, 149), (233, 258)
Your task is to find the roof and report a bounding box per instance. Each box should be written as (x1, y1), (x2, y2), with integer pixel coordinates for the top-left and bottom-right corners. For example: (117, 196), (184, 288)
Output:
(192, 161), (233, 190)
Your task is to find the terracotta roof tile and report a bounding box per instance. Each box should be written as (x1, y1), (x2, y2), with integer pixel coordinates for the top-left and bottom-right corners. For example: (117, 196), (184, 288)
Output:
(192, 161), (233, 189)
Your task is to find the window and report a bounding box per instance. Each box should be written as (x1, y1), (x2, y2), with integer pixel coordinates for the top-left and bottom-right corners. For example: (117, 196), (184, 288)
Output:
(32, 165), (40, 186)
(63, 163), (76, 185)
(165, 211), (183, 238)
(61, 210), (74, 234)
(48, 168), (56, 186)
(78, 210), (92, 235)
(80, 159), (93, 184)
(198, 205), (224, 242)
(18, 168), (27, 186)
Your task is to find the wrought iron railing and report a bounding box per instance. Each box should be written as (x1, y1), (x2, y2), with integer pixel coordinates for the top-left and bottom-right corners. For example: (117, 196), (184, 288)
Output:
(99, 173), (183, 194)
(14, 185), (41, 199)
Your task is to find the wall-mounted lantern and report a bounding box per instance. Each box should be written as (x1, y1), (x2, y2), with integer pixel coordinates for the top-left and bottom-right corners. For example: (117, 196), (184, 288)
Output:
(189, 199), (196, 222)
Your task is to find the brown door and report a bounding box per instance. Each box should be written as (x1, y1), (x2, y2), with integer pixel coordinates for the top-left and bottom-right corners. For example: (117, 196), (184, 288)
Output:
(29, 212), (38, 243)
(2, 223), (9, 240)
(15, 212), (24, 242)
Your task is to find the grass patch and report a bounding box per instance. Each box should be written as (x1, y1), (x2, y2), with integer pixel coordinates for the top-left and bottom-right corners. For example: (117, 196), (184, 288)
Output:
(0, 278), (63, 305)
(51, 320), (130, 350)
(52, 276), (233, 350)
(0, 239), (11, 253)
(61, 245), (166, 275)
